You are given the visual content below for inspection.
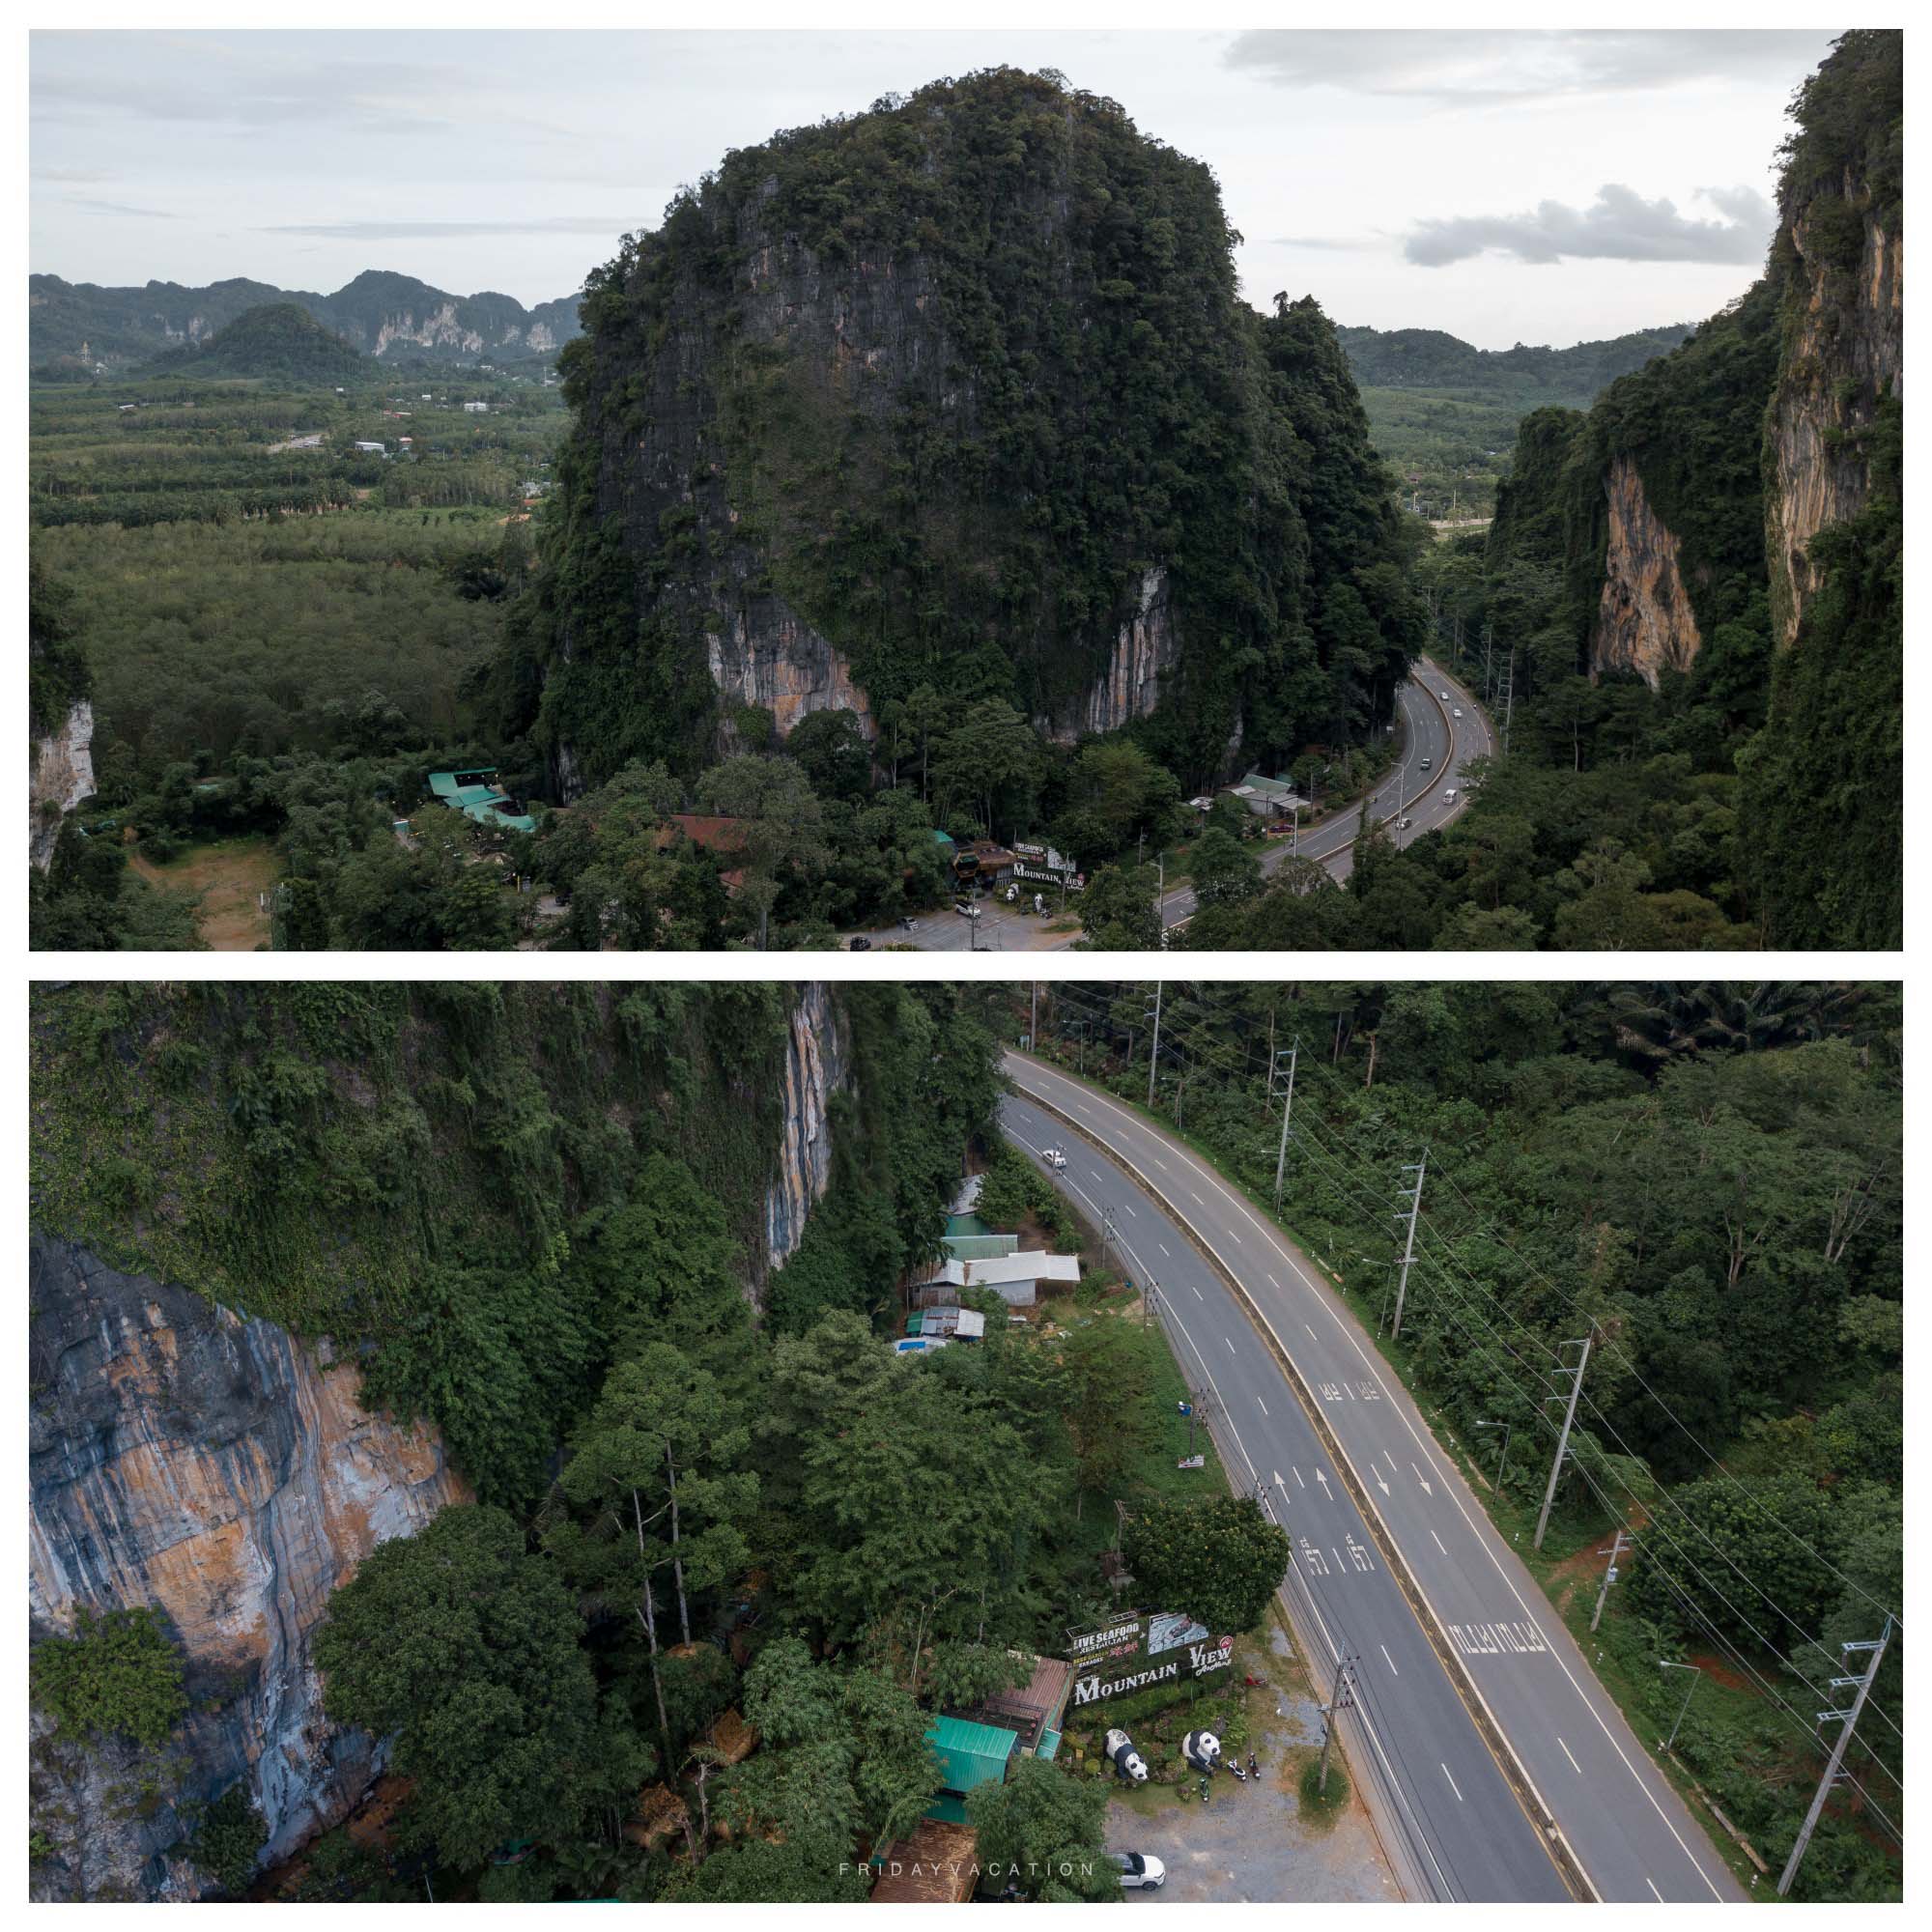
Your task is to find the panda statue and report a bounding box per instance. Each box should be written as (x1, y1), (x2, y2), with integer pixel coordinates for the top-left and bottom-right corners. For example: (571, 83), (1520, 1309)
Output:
(1104, 1727), (1150, 1783)
(1182, 1729), (1223, 1774)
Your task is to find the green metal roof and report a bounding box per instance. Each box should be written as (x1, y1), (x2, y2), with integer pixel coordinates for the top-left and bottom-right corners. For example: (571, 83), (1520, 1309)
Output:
(927, 1715), (1017, 1795)
(943, 1233), (1020, 1263)
(461, 800), (536, 833)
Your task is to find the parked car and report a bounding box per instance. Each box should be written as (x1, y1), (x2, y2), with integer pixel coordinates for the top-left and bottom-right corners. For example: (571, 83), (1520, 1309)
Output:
(849, 936), (871, 951)
(1110, 1853), (1167, 1891)
(954, 900), (980, 920)
(1041, 1146), (1067, 1169)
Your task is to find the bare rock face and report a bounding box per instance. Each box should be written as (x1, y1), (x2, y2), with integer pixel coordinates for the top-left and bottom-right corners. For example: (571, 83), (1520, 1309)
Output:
(1590, 459), (1703, 685)
(370, 301), (486, 358)
(708, 608), (875, 742)
(1766, 190), (1903, 645)
(30, 698), (95, 870)
(1046, 566), (1178, 741)
(764, 983), (849, 1268)
(28, 1235), (468, 1901)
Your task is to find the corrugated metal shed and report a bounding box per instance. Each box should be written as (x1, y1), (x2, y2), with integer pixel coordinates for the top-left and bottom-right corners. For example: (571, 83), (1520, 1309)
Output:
(927, 1715), (1017, 1795)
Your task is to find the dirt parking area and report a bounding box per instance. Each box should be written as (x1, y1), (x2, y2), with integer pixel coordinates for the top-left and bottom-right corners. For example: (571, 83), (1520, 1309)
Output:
(1100, 1625), (1399, 1903)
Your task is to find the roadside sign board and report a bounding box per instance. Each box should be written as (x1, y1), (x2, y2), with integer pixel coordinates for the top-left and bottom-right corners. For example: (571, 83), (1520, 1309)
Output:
(1064, 1610), (1236, 1708)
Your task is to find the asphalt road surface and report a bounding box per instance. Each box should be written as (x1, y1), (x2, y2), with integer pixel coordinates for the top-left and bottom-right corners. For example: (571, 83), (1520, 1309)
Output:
(846, 657), (1490, 952)
(1000, 1057), (1746, 1906)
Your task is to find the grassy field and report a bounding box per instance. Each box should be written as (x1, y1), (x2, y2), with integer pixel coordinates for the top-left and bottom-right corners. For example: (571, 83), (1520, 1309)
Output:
(126, 835), (279, 950)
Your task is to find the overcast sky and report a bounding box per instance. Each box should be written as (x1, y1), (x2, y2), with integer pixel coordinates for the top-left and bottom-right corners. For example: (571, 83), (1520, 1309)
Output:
(30, 27), (1835, 350)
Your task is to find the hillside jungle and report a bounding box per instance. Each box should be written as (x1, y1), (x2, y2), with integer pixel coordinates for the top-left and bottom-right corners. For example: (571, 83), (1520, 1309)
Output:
(31, 980), (1281, 1901)
(1020, 978), (1902, 1902)
(28, 44), (1898, 952)
(26, 980), (1900, 1901)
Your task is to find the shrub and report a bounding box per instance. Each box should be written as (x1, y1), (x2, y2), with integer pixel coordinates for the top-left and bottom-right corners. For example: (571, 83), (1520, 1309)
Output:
(34, 1606), (187, 1747)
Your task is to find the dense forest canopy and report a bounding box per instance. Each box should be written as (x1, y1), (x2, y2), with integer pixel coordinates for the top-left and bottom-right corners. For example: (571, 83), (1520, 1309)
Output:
(30, 979), (1285, 1900)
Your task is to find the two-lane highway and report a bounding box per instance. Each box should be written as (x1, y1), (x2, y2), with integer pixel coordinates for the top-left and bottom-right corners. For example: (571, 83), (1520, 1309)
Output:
(998, 1088), (1570, 1903)
(1002, 1054), (1746, 1905)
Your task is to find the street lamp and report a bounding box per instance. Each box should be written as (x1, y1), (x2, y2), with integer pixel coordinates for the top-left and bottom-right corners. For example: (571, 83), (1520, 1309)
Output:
(1659, 1660), (1702, 1751)
(1474, 1420), (1513, 1491)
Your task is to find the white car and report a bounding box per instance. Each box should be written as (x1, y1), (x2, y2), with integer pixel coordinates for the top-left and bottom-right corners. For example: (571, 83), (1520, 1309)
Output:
(1041, 1146), (1067, 1170)
(1397, 815), (1413, 830)
(953, 901), (980, 920)
(1439, 690), (1450, 701)
(1453, 707), (1463, 720)
(1443, 788), (1460, 804)
(1110, 1853), (1167, 1891)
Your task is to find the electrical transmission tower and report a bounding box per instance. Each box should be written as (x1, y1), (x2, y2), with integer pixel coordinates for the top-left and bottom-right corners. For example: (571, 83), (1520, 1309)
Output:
(1777, 1617), (1896, 1896)
(1146, 981), (1163, 1110)
(1533, 1330), (1594, 1550)
(1389, 1151), (1426, 1339)
(1270, 1039), (1299, 1212)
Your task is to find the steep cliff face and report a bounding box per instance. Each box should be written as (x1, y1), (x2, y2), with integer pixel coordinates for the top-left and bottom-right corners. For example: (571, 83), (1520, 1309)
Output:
(707, 608), (874, 750)
(1764, 153), (1904, 645)
(29, 1235), (468, 1900)
(501, 69), (1416, 792)
(764, 982), (849, 1265)
(1590, 459), (1703, 684)
(1060, 566), (1179, 741)
(30, 697), (95, 869)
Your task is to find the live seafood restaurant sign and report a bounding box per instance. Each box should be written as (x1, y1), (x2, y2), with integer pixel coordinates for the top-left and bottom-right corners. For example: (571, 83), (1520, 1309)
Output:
(1065, 1610), (1236, 1706)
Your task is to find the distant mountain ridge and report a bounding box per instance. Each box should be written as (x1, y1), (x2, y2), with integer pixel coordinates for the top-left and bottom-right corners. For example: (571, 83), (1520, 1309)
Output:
(29, 269), (583, 372)
(134, 302), (369, 382)
(1336, 322), (1693, 400)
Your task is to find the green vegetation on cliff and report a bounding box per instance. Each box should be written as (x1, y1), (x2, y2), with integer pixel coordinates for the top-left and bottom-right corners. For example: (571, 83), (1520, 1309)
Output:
(497, 67), (1423, 793)
(1357, 29), (1901, 951)
(32, 980), (1257, 1900)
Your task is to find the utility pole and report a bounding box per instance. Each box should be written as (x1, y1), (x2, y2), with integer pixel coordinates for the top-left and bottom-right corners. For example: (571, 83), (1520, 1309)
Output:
(1389, 1151), (1426, 1340)
(1143, 1280), (1159, 1333)
(1777, 1616), (1895, 1897)
(1100, 1206), (1118, 1274)
(1591, 1527), (1629, 1632)
(1482, 620), (1493, 704)
(1029, 980), (1037, 1054)
(1146, 981), (1163, 1110)
(1501, 650), (1515, 754)
(1317, 1656), (1354, 1796)
(1660, 1659), (1701, 1751)
(1271, 1039), (1299, 1213)
(1533, 1331), (1594, 1550)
